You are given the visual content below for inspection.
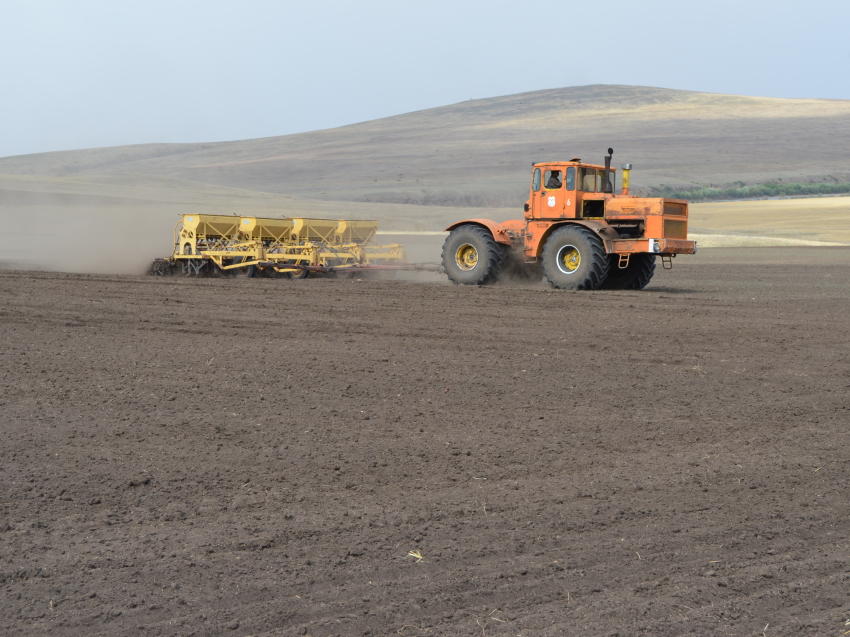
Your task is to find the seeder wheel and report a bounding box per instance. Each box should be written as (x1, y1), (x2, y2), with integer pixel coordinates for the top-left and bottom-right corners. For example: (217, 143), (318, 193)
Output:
(148, 258), (175, 276)
(232, 257), (256, 278)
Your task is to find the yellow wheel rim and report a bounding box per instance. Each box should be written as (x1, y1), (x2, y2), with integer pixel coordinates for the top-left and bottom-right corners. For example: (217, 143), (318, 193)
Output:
(559, 246), (580, 273)
(455, 244), (478, 271)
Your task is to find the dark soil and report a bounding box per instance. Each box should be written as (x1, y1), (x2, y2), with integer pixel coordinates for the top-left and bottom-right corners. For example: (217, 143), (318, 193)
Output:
(2, 248), (850, 637)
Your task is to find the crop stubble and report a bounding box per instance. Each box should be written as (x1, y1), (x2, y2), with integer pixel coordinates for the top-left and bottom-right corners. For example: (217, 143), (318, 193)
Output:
(1, 248), (849, 636)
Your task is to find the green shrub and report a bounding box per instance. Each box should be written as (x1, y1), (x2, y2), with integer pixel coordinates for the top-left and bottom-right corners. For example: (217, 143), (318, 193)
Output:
(651, 181), (850, 201)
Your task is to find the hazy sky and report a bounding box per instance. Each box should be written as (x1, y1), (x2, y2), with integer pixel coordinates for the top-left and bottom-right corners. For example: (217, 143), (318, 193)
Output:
(2, 0), (848, 158)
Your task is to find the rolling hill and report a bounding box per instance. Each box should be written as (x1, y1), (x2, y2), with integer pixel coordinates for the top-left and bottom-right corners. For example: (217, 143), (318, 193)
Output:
(1, 84), (849, 273)
(2, 84), (849, 207)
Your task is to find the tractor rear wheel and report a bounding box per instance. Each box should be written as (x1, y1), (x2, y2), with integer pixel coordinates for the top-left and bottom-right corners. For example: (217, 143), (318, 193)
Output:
(600, 254), (656, 290)
(541, 225), (609, 290)
(442, 225), (506, 285)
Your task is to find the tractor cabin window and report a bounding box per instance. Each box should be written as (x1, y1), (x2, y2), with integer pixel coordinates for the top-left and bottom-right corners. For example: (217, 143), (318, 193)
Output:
(565, 167), (576, 190)
(532, 168), (541, 192)
(597, 170), (616, 193)
(578, 167), (596, 192)
(544, 170), (562, 189)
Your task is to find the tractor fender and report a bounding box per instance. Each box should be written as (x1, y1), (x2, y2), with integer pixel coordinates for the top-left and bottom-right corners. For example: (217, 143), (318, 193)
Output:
(444, 219), (513, 246)
(531, 220), (615, 257)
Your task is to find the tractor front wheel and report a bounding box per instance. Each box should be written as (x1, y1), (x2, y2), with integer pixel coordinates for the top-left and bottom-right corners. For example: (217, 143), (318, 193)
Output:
(441, 225), (506, 285)
(541, 225), (610, 290)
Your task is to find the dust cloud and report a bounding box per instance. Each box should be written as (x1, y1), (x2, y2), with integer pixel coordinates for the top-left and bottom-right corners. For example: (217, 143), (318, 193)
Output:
(373, 233), (447, 283)
(379, 232), (552, 288)
(0, 206), (453, 279)
(0, 190), (179, 275)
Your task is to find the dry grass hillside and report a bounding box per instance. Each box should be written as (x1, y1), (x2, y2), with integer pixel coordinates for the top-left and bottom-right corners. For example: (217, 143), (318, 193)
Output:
(690, 196), (850, 244)
(2, 85), (849, 207)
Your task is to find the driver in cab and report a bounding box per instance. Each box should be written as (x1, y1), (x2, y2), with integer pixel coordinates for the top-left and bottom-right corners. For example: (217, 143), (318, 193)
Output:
(546, 170), (562, 189)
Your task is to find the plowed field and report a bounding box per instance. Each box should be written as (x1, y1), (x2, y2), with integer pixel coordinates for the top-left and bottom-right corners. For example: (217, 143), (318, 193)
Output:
(2, 248), (850, 637)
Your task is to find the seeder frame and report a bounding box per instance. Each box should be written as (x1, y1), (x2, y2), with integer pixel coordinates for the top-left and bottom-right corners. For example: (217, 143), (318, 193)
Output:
(157, 213), (423, 277)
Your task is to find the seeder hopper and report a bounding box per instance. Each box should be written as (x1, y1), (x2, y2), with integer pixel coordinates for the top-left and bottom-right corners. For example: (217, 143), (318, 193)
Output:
(150, 214), (427, 278)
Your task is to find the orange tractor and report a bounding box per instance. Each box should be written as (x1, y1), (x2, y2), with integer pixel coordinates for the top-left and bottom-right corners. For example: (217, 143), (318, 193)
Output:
(442, 149), (696, 290)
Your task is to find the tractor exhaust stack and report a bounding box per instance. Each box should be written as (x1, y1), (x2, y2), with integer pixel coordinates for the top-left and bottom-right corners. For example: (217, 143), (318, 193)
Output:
(603, 148), (614, 193)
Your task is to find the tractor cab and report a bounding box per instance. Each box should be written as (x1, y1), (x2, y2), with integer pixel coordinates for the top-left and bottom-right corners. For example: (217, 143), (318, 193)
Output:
(525, 159), (616, 221)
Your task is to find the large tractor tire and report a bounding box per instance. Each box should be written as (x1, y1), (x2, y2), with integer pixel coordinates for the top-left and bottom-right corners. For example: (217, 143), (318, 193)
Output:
(600, 254), (656, 290)
(441, 225), (506, 285)
(541, 225), (610, 290)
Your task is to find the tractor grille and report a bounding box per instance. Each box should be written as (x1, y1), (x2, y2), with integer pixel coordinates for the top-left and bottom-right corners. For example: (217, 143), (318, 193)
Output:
(664, 219), (687, 239)
(664, 203), (687, 216)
